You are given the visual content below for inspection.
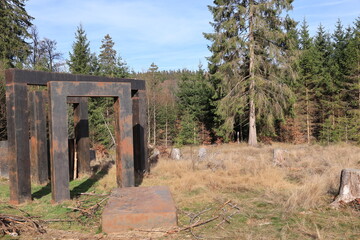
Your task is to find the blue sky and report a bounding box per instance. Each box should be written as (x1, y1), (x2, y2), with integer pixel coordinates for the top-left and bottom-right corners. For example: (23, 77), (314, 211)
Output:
(26, 0), (360, 72)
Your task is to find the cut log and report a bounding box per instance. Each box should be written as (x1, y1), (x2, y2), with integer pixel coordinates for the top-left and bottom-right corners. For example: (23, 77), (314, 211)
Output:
(331, 168), (360, 208)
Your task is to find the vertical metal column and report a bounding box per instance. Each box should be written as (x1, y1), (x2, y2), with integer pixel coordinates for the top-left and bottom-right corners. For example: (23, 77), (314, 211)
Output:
(48, 84), (70, 202)
(114, 93), (135, 187)
(73, 98), (91, 176)
(29, 91), (49, 184)
(132, 90), (148, 173)
(6, 78), (31, 204)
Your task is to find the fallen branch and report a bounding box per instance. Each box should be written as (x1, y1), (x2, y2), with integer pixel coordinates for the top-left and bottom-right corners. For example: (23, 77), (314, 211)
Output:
(66, 196), (109, 217)
(42, 219), (75, 223)
(80, 192), (109, 197)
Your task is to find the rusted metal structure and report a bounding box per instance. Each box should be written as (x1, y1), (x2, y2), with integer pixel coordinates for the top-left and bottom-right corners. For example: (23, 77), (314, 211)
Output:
(5, 69), (147, 204)
(48, 81), (134, 202)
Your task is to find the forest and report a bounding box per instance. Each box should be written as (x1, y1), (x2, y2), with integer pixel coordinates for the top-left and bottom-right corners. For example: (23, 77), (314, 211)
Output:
(0, 0), (359, 148)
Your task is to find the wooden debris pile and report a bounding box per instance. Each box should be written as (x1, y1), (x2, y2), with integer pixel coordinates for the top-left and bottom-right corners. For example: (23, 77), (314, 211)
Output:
(0, 208), (46, 237)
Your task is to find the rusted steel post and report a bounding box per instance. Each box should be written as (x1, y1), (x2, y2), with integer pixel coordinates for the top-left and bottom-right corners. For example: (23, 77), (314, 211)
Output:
(5, 73), (31, 204)
(28, 91), (49, 184)
(48, 84), (70, 202)
(115, 91), (134, 187)
(73, 98), (91, 176)
(132, 90), (148, 173)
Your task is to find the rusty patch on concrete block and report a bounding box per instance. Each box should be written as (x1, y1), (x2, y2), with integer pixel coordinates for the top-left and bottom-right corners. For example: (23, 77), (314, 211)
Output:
(102, 186), (177, 233)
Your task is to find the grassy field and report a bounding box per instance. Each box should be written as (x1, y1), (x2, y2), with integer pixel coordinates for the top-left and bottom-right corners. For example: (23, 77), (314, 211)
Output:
(1, 143), (360, 239)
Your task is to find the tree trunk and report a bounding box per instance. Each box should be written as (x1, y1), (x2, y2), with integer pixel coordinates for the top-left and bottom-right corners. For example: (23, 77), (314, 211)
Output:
(331, 169), (360, 208)
(147, 93), (151, 144)
(153, 100), (156, 146)
(306, 87), (311, 144)
(248, 1), (257, 147)
(165, 107), (168, 148)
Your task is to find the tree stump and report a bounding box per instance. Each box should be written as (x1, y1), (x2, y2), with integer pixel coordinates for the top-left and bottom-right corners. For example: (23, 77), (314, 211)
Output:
(331, 169), (360, 208)
(170, 148), (181, 160)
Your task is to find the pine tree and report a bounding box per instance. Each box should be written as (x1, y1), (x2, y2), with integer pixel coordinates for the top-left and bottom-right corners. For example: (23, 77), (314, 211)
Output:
(204, 0), (294, 146)
(297, 19), (319, 143)
(68, 24), (92, 74)
(145, 63), (163, 145)
(99, 34), (116, 77)
(342, 17), (360, 142)
(98, 34), (129, 78)
(0, 0), (33, 67)
(176, 66), (215, 143)
(313, 24), (340, 142)
(174, 110), (199, 146)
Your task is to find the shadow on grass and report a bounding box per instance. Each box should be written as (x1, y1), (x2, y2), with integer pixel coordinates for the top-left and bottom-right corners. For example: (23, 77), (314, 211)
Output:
(70, 160), (114, 198)
(32, 160), (115, 200)
(32, 183), (51, 199)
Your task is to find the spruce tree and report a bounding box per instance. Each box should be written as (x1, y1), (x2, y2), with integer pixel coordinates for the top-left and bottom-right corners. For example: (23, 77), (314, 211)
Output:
(98, 34), (129, 78)
(0, 0), (33, 67)
(297, 19), (319, 143)
(343, 17), (360, 142)
(68, 24), (92, 74)
(204, 0), (294, 146)
(176, 67), (215, 144)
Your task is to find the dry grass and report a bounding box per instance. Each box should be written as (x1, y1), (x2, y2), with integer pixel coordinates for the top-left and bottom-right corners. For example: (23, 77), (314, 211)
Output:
(97, 143), (360, 239)
(136, 143), (360, 212)
(99, 142), (360, 211)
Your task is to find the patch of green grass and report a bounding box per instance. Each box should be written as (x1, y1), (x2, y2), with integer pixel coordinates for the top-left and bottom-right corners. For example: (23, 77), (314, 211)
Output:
(0, 175), (110, 234)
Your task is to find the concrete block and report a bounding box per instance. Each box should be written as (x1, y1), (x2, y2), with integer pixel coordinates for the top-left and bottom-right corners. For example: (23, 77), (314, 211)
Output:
(102, 186), (177, 233)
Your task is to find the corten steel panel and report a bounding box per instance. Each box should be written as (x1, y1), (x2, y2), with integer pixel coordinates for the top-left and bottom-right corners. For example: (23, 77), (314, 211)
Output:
(0, 141), (9, 178)
(5, 77), (31, 204)
(28, 91), (49, 184)
(102, 186), (177, 233)
(6, 69), (145, 90)
(48, 81), (134, 202)
(73, 98), (91, 176)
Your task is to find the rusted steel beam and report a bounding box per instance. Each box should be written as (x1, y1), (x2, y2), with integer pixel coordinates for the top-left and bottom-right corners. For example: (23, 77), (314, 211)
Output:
(73, 98), (91, 176)
(114, 91), (135, 187)
(6, 69), (145, 90)
(48, 81), (134, 202)
(28, 91), (49, 185)
(5, 75), (31, 204)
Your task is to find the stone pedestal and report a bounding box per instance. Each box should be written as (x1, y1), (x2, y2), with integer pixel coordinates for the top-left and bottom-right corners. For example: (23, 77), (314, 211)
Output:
(102, 186), (177, 233)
